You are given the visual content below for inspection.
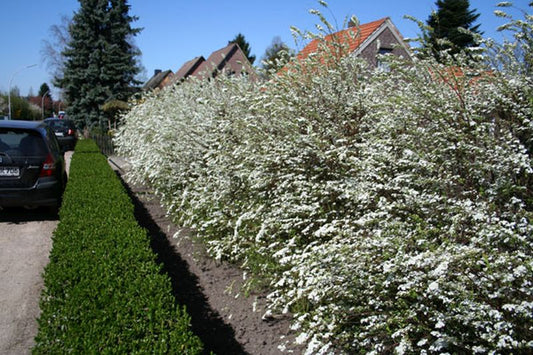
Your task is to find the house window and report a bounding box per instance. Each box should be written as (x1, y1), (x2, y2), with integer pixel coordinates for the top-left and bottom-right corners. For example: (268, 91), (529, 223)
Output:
(377, 47), (393, 71)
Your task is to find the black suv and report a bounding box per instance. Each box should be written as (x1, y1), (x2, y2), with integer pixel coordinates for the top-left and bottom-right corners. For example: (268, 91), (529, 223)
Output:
(44, 117), (78, 151)
(0, 120), (67, 210)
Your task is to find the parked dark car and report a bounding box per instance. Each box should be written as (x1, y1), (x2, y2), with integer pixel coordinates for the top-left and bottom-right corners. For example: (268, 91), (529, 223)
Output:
(44, 117), (78, 151)
(0, 120), (67, 211)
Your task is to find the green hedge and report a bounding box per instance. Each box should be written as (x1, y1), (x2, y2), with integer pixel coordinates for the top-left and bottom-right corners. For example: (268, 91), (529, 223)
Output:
(33, 139), (203, 354)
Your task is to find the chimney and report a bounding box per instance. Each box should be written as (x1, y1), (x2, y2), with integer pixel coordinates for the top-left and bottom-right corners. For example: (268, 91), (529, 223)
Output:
(154, 69), (162, 76)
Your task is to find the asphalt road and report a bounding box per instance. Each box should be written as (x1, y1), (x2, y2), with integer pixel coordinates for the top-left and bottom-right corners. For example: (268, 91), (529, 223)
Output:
(0, 151), (72, 355)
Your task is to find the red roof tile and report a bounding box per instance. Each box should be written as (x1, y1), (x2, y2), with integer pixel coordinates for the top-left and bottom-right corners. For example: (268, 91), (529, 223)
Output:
(298, 18), (388, 60)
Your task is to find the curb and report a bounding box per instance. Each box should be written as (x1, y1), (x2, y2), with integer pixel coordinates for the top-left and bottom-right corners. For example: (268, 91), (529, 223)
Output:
(107, 156), (130, 173)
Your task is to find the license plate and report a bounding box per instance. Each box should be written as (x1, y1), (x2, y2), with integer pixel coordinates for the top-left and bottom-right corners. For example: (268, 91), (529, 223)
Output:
(55, 132), (64, 137)
(0, 167), (20, 177)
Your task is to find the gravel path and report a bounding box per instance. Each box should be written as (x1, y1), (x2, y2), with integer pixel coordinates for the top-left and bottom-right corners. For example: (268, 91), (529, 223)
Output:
(0, 151), (72, 355)
(0, 217), (55, 354)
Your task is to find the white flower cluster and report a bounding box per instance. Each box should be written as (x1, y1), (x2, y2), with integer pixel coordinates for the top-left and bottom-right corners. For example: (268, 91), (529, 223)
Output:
(115, 6), (533, 353)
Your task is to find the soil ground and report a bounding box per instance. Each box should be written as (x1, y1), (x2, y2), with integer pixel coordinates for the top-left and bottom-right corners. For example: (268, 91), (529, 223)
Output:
(115, 166), (303, 355)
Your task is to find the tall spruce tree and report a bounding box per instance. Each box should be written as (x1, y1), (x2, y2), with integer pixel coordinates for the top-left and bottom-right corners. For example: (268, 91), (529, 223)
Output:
(426, 0), (481, 60)
(59, 0), (141, 128)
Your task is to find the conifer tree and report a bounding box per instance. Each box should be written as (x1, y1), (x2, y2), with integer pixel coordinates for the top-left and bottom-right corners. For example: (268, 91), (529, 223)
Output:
(59, 0), (141, 128)
(228, 33), (256, 65)
(426, 0), (481, 60)
(38, 83), (52, 99)
(38, 83), (53, 118)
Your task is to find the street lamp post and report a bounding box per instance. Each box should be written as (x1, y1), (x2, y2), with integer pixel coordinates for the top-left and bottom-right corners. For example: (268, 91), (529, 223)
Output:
(8, 64), (37, 119)
(41, 90), (50, 119)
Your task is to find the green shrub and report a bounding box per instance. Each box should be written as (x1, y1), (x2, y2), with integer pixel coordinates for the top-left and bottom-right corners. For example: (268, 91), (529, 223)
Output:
(33, 139), (203, 354)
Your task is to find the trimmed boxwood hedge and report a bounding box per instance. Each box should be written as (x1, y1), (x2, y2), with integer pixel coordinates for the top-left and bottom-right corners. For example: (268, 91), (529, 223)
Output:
(33, 139), (203, 354)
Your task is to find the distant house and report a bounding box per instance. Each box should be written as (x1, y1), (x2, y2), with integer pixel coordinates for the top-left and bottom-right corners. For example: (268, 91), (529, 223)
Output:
(173, 56), (205, 82)
(296, 17), (411, 70)
(143, 69), (174, 91)
(189, 43), (257, 80)
(147, 43), (258, 89)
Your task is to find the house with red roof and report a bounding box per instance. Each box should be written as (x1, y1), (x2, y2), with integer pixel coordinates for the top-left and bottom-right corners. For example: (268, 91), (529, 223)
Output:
(296, 17), (411, 70)
(188, 43), (257, 81)
(143, 18), (407, 91)
(142, 43), (257, 90)
(173, 56), (206, 83)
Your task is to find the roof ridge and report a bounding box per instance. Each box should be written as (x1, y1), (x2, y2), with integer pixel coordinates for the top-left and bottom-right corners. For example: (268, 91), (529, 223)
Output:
(298, 17), (389, 60)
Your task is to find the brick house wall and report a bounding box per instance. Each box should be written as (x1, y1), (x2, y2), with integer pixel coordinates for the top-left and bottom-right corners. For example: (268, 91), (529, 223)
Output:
(158, 73), (174, 89)
(358, 26), (411, 67)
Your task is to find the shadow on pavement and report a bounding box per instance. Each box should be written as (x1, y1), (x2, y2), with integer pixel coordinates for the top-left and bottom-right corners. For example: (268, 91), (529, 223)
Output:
(117, 173), (248, 355)
(0, 207), (58, 223)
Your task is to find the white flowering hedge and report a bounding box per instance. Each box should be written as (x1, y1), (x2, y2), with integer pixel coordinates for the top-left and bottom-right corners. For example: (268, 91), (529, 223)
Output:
(115, 4), (533, 353)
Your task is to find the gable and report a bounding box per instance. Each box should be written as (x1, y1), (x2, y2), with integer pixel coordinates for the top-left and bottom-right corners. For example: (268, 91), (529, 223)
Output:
(190, 43), (257, 80)
(296, 17), (411, 67)
(355, 24), (412, 67)
(174, 56), (205, 82)
(143, 70), (173, 91)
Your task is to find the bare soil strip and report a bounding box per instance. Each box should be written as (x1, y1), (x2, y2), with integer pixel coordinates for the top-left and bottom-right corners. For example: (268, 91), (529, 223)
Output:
(118, 174), (302, 355)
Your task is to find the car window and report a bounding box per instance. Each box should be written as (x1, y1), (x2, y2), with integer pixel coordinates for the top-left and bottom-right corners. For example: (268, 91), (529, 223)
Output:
(46, 120), (75, 130)
(49, 120), (66, 129)
(20, 133), (47, 157)
(0, 129), (47, 157)
(45, 126), (62, 154)
(0, 137), (10, 152)
(1, 130), (27, 152)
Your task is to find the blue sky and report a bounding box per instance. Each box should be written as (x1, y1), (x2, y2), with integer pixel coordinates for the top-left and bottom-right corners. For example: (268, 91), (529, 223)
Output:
(0, 0), (530, 100)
